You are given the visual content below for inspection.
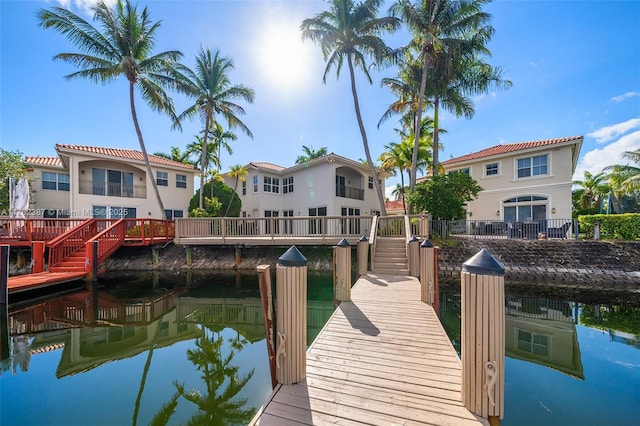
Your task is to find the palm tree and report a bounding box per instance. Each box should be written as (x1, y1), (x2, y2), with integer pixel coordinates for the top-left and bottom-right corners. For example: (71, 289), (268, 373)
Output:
(389, 0), (496, 186)
(224, 164), (247, 217)
(174, 47), (255, 209)
(605, 149), (640, 194)
(38, 0), (183, 219)
(153, 146), (196, 167)
(295, 145), (329, 164)
(573, 171), (609, 209)
(208, 122), (238, 172)
(301, 0), (400, 215)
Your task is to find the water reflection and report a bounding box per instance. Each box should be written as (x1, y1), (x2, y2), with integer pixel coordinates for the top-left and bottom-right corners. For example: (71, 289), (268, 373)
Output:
(0, 271), (336, 426)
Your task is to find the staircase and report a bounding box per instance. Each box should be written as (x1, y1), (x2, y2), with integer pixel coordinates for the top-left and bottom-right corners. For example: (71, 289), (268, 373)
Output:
(372, 237), (409, 275)
(48, 249), (87, 273)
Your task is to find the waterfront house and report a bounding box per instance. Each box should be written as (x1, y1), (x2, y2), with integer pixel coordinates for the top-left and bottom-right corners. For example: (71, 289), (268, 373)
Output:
(435, 136), (583, 231)
(23, 144), (197, 219)
(221, 153), (389, 222)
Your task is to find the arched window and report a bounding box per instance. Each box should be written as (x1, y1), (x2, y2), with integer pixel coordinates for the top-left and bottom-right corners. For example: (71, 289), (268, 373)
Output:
(503, 195), (548, 223)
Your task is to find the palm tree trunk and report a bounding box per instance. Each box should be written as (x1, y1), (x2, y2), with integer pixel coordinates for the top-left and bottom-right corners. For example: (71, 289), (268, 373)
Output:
(347, 56), (387, 216)
(411, 49), (430, 193)
(129, 82), (167, 220)
(433, 97), (440, 174)
(224, 177), (238, 217)
(199, 115), (211, 209)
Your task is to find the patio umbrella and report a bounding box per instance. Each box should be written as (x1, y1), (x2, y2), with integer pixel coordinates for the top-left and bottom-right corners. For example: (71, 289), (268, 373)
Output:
(12, 177), (30, 223)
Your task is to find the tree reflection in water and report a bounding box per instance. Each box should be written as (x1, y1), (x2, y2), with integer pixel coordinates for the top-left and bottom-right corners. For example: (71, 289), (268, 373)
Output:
(152, 326), (255, 425)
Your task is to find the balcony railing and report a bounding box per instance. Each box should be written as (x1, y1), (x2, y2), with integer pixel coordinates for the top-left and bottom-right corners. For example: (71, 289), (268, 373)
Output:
(336, 184), (364, 200)
(79, 180), (146, 198)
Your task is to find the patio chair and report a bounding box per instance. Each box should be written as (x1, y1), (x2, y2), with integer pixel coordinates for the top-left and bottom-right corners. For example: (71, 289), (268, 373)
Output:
(547, 222), (571, 239)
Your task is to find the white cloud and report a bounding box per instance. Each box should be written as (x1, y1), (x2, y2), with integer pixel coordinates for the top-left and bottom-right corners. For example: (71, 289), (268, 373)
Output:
(385, 184), (396, 200)
(587, 118), (640, 143)
(573, 130), (640, 180)
(55, 0), (116, 14)
(610, 91), (640, 103)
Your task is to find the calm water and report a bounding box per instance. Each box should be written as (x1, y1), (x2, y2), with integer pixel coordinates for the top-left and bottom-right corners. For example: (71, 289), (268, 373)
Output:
(1, 271), (639, 426)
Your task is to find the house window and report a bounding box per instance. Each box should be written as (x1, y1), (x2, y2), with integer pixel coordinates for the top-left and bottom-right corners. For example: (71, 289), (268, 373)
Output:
(91, 168), (134, 197)
(451, 168), (470, 175)
(517, 154), (547, 178)
(283, 176), (294, 193)
(253, 175), (259, 193)
(485, 163), (499, 176)
(42, 172), (70, 191)
(340, 207), (361, 234)
(264, 210), (279, 234)
(516, 329), (549, 357)
(156, 171), (168, 186)
(368, 176), (381, 189)
(308, 206), (327, 234)
(242, 180), (246, 195)
(503, 195), (548, 223)
(282, 210), (294, 234)
(176, 174), (187, 188)
(264, 176), (280, 193)
(164, 209), (184, 220)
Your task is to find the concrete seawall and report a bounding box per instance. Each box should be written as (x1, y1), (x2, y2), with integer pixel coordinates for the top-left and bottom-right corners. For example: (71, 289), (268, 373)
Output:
(99, 239), (640, 300)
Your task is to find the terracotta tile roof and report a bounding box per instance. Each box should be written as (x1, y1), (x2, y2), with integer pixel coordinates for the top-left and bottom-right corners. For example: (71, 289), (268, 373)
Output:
(24, 156), (63, 167)
(55, 144), (197, 170)
(249, 161), (285, 171)
(441, 136), (583, 165)
(385, 199), (405, 211)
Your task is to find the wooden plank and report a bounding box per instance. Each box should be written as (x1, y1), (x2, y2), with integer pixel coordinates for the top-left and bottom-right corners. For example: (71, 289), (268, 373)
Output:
(250, 273), (488, 426)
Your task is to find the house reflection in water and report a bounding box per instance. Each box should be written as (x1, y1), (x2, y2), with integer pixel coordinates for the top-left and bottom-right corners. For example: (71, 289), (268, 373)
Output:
(505, 296), (584, 380)
(2, 286), (335, 376)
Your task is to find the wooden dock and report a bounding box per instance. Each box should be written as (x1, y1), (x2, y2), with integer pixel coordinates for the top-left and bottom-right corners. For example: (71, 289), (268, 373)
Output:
(250, 273), (487, 425)
(7, 271), (87, 294)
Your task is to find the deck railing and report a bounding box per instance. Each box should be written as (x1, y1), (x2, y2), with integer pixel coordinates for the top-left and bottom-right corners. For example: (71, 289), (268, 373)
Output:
(0, 218), (86, 245)
(175, 215), (373, 242)
(417, 218), (577, 240)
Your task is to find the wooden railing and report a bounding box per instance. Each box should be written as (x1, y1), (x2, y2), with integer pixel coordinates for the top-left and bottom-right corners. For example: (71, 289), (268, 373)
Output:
(122, 218), (175, 245)
(175, 216), (373, 243)
(0, 218), (86, 245)
(47, 219), (98, 269)
(86, 219), (126, 271)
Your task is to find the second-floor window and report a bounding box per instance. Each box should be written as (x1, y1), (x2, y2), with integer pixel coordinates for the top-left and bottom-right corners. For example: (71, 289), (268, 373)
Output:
(157, 171), (168, 186)
(283, 176), (294, 193)
(451, 168), (470, 175)
(517, 154), (547, 178)
(242, 180), (247, 195)
(176, 174), (187, 188)
(42, 172), (70, 191)
(367, 176), (381, 189)
(264, 176), (280, 193)
(485, 163), (499, 176)
(253, 175), (259, 193)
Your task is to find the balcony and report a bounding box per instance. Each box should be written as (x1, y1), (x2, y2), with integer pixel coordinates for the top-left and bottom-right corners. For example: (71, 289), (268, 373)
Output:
(336, 184), (364, 201)
(79, 180), (146, 199)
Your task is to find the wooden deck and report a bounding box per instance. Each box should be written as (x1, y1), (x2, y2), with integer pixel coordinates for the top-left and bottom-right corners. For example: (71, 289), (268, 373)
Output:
(250, 274), (487, 425)
(7, 271), (87, 294)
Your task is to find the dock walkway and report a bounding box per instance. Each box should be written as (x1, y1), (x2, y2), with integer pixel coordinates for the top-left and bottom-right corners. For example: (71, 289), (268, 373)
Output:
(250, 274), (487, 425)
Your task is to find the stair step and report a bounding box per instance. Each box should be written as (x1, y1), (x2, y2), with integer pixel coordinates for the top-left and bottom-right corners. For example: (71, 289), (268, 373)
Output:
(372, 268), (410, 275)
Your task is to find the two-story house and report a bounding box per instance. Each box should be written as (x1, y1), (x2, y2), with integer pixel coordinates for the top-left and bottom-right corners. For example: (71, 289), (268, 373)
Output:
(438, 136), (583, 225)
(222, 153), (389, 223)
(24, 144), (197, 219)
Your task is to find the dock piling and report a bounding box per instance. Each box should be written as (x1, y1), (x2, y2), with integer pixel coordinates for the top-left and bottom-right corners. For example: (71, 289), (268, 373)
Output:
(357, 236), (368, 276)
(275, 246), (307, 385)
(409, 235), (420, 277)
(1, 245), (9, 360)
(334, 239), (351, 302)
(461, 249), (505, 424)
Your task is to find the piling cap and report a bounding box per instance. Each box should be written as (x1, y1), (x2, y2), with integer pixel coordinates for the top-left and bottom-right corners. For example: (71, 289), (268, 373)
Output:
(278, 246), (307, 267)
(420, 239), (434, 248)
(337, 238), (351, 247)
(409, 235), (419, 242)
(359, 236), (368, 242)
(462, 249), (505, 276)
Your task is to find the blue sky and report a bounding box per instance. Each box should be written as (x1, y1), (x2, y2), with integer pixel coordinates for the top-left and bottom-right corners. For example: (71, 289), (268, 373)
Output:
(1, 0), (639, 198)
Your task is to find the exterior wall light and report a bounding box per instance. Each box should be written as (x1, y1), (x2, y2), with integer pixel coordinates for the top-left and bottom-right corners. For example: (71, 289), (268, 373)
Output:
(551, 207), (556, 214)
(495, 210), (500, 216)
